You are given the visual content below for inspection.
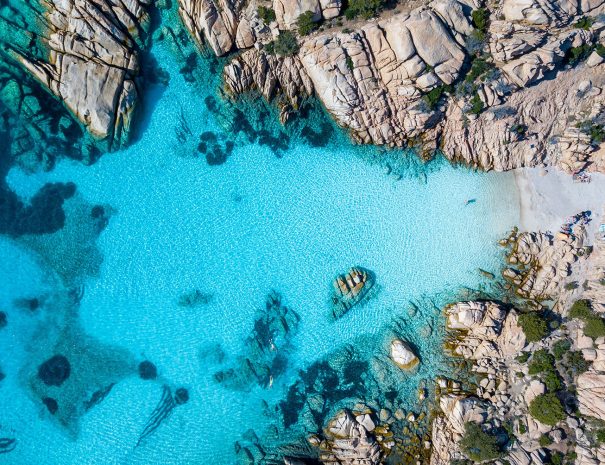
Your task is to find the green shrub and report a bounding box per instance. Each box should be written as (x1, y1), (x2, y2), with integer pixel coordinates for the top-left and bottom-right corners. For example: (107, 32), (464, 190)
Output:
(465, 57), (492, 84)
(346, 56), (354, 71)
(528, 349), (554, 374)
(257, 6), (276, 23)
(529, 393), (566, 426)
(565, 350), (589, 374)
(566, 44), (594, 65)
(596, 44), (605, 58)
(459, 422), (501, 462)
(569, 300), (605, 339)
(574, 16), (594, 30)
(267, 30), (300, 56)
(550, 451), (564, 465)
(543, 369), (562, 392)
(584, 317), (605, 339)
(518, 313), (548, 342)
(344, 0), (385, 20)
(516, 352), (530, 363)
(552, 339), (571, 360)
(518, 421), (527, 434)
(595, 429), (605, 443)
(423, 85), (451, 110)
(539, 434), (552, 447)
(471, 8), (489, 32)
(569, 300), (592, 319)
(564, 281), (579, 291)
(296, 11), (319, 35)
(468, 92), (484, 115)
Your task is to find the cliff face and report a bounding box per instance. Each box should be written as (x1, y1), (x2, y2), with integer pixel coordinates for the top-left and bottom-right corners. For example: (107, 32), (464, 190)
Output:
(181, 0), (605, 172)
(5, 0), (152, 151)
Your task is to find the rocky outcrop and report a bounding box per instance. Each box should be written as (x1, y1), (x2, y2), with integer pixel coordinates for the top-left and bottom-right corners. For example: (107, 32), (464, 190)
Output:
(8, 0), (151, 150)
(577, 370), (605, 418)
(213, 0), (605, 172)
(178, 0), (242, 56)
(445, 301), (526, 360)
(330, 267), (376, 319)
(318, 410), (382, 465)
(389, 339), (419, 370)
(429, 395), (487, 465)
(502, 223), (587, 300)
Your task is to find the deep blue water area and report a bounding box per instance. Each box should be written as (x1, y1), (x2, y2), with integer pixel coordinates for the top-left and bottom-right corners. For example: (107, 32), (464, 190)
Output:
(0, 6), (520, 464)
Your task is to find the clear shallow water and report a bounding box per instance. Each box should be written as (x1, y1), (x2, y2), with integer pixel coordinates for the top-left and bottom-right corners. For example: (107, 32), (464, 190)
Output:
(1, 23), (519, 465)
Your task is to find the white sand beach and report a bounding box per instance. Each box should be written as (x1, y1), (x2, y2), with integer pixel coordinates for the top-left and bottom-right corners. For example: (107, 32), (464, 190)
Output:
(515, 167), (605, 238)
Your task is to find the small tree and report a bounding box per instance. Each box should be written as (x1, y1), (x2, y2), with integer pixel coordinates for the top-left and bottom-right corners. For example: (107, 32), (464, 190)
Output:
(257, 6), (276, 23)
(459, 422), (501, 462)
(518, 313), (548, 342)
(529, 393), (566, 426)
(296, 11), (319, 35)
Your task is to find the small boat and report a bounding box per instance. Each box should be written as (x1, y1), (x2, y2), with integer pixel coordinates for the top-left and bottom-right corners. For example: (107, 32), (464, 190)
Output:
(331, 267), (376, 319)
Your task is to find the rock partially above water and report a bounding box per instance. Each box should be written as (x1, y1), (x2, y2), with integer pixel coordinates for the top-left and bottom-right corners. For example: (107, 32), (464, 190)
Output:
(9, 0), (152, 150)
(37, 355), (71, 387)
(331, 267), (375, 319)
(389, 339), (419, 370)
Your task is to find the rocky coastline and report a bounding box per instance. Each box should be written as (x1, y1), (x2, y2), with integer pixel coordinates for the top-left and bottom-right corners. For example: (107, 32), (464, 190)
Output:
(2, 0), (605, 464)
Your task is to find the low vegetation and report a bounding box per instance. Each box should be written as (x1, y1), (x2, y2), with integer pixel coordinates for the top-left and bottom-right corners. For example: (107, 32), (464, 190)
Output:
(296, 11), (319, 36)
(573, 16), (594, 30)
(529, 393), (566, 426)
(569, 299), (605, 339)
(459, 422), (502, 462)
(344, 0), (385, 20)
(422, 85), (452, 110)
(264, 30), (300, 56)
(518, 312), (548, 342)
(257, 6), (276, 24)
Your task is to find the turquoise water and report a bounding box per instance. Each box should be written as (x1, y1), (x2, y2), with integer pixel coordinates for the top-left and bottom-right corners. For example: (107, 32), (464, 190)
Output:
(0, 16), (519, 464)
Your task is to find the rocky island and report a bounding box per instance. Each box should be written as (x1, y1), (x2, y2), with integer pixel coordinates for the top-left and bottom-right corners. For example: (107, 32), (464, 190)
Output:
(1, 0), (605, 464)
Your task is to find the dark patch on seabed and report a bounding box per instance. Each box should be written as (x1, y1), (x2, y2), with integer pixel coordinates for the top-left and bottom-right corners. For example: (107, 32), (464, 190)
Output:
(213, 291), (300, 391)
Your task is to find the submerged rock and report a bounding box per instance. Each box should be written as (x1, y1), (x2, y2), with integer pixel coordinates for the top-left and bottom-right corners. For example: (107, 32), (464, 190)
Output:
(37, 355), (71, 387)
(389, 339), (419, 371)
(331, 267), (376, 319)
(138, 361), (158, 380)
(42, 397), (59, 415)
(177, 289), (213, 307)
(174, 387), (189, 405)
(0, 438), (17, 454)
(214, 291), (299, 390)
(0, 311), (6, 329)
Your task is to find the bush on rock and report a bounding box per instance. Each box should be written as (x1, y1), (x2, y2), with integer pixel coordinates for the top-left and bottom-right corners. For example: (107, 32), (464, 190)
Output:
(459, 422), (501, 462)
(529, 393), (566, 426)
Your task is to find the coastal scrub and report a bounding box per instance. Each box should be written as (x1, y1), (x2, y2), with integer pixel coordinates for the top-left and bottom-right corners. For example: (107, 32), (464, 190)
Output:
(529, 393), (566, 426)
(459, 422), (501, 462)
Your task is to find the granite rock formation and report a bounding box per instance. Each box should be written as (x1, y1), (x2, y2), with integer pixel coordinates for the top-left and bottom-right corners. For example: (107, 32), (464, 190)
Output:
(175, 0), (605, 173)
(5, 0), (152, 150)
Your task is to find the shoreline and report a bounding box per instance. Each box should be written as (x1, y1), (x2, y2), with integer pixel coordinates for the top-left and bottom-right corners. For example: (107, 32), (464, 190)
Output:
(514, 167), (605, 239)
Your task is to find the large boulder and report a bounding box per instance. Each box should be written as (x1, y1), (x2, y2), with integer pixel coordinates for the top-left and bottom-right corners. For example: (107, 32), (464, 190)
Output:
(577, 371), (605, 419)
(389, 339), (420, 370)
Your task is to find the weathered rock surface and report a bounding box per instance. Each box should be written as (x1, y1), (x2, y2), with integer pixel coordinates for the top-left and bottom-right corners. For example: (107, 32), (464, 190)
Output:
(178, 0), (242, 56)
(577, 370), (605, 418)
(502, 224), (586, 300)
(9, 0), (151, 149)
(209, 0), (605, 173)
(389, 339), (419, 370)
(320, 410), (382, 465)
